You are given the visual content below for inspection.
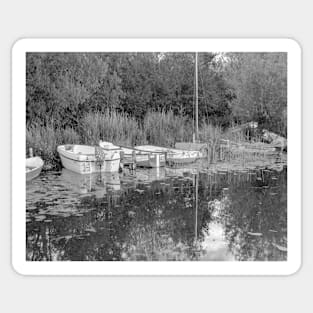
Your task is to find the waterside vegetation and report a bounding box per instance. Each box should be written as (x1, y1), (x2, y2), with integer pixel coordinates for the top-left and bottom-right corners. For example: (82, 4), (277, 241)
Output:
(26, 52), (287, 169)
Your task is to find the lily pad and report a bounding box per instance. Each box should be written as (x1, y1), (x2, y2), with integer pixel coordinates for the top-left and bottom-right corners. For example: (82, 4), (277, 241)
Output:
(272, 243), (287, 252)
(247, 232), (263, 236)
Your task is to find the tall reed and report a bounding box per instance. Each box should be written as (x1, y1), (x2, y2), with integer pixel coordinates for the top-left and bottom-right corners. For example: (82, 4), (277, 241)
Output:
(26, 110), (230, 169)
(26, 123), (80, 168)
(80, 110), (144, 146)
(143, 110), (191, 147)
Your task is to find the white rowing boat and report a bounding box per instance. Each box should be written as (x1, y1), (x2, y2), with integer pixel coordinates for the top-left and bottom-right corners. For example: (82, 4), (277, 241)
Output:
(99, 141), (166, 168)
(134, 145), (201, 165)
(57, 144), (120, 174)
(26, 156), (44, 181)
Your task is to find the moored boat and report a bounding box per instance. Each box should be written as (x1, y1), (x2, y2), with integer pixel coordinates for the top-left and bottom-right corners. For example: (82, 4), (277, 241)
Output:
(57, 144), (120, 174)
(26, 156), (44, 181)
(134, 145), (201, 165)
(99, 141), (166, 168)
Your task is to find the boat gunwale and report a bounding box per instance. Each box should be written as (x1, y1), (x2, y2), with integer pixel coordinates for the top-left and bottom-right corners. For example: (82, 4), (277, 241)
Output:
(134, 144), (201, 155)
(26, 157), (44, 172)
(57, 145), (120, 162)
(59, 153), (120, 163)
(26, 157), (44, 180)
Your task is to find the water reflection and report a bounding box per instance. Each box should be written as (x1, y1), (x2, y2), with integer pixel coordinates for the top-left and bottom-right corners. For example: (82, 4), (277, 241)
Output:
(61, 169), (121, 195)
(26, 165), (287, 261)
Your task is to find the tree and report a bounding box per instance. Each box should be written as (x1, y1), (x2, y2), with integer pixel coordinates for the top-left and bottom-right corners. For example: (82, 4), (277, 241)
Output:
(26, 53), (124, 127)
(224, 53), (287, 135)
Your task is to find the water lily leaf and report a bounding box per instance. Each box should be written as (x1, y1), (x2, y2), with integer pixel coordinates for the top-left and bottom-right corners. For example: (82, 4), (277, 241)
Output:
(135, 189), (145, 193)
(247, 232), (263, 236)
(85, 226), (96, 233)
(272, 243), (287, 252)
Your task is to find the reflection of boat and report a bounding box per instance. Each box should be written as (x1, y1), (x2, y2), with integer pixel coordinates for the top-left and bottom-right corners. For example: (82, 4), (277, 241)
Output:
(57, 144), (120, 174)
(99, 141), (166, 168)
(60, 168), (121, 196)
(135, 145), (201, 165)
(165, 166), (199, 178)
(26, 157), (44, 181)
(134, 168), (166, 183)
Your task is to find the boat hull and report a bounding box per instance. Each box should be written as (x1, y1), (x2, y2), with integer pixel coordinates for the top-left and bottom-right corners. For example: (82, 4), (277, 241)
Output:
(122, 153), (166, 168)
(167, 156), (198, 165)
(26, 157), (44, 181)
(58, 145), (120, 174)
(135, 145), (201, 165)
(99, 142), (166, 168)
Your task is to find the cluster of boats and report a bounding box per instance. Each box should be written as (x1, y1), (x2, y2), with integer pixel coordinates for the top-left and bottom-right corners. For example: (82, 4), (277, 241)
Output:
(26, 141), (203, 181)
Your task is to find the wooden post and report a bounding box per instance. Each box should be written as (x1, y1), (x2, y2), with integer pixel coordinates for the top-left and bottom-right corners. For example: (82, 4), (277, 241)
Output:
(148, 153), (151, 167)
(155, 153), (160, 168)
(132, 150), (136, 170)
(29, 148), (33, 158)
(119, 151), (124, 172)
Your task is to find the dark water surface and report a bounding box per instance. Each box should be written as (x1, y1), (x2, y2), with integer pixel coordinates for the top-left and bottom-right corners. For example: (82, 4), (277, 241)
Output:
(26, 164), (287, 261)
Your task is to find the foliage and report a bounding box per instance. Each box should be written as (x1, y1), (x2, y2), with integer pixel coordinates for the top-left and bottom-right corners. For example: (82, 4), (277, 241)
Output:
(224, 53), (287, 135)
(26, 52), (239, 128)
(26, 52), (288, 168)
(26, 53), (124, 128)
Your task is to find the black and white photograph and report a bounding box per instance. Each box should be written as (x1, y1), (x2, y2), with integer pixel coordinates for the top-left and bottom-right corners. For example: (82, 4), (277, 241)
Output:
(12, 39), (301, 275)
(2, 0), (311, 309)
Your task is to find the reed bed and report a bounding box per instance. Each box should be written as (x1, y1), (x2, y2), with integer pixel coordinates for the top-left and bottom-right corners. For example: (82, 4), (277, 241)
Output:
(26, 123), (80, 169)
(26, 110), (282, 170)
(27, 110), (194, 169)
(143, 110), (192, 147)
(80, 110), (144, 146)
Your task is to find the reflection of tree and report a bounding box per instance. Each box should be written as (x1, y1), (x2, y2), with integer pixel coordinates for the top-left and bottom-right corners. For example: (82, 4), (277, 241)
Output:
(26, 168), (287, 261)
(221, 168), (287, 261)
(27, 177), (211, 261)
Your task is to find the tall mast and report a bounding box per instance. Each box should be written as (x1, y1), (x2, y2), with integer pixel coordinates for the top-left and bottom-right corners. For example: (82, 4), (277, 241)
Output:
(195, 52), (199, 142)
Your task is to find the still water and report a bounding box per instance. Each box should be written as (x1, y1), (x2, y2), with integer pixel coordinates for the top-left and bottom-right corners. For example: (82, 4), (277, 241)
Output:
(26, 164), (287, 261)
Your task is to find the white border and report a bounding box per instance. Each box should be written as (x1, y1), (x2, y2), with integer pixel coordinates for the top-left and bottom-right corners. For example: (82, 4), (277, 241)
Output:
(12, 39), (301, 275)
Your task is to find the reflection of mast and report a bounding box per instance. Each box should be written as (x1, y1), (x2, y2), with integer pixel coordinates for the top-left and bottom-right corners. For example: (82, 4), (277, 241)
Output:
(193, 52), (199, 143)
(195, 52), (199, 142)
(194, 173), (199, 241)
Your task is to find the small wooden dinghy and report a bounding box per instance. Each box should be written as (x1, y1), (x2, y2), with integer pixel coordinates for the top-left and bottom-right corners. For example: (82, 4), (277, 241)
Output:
(26, 156), (44, 181)
(57, 144), (120, 174)
(134, 145), (201, 165)
(99, 141), (166, 168)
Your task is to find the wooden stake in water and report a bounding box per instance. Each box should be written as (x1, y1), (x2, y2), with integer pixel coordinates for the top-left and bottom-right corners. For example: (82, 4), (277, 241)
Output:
(155, 153), (160, 168)
(132, 150), (136, 170)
